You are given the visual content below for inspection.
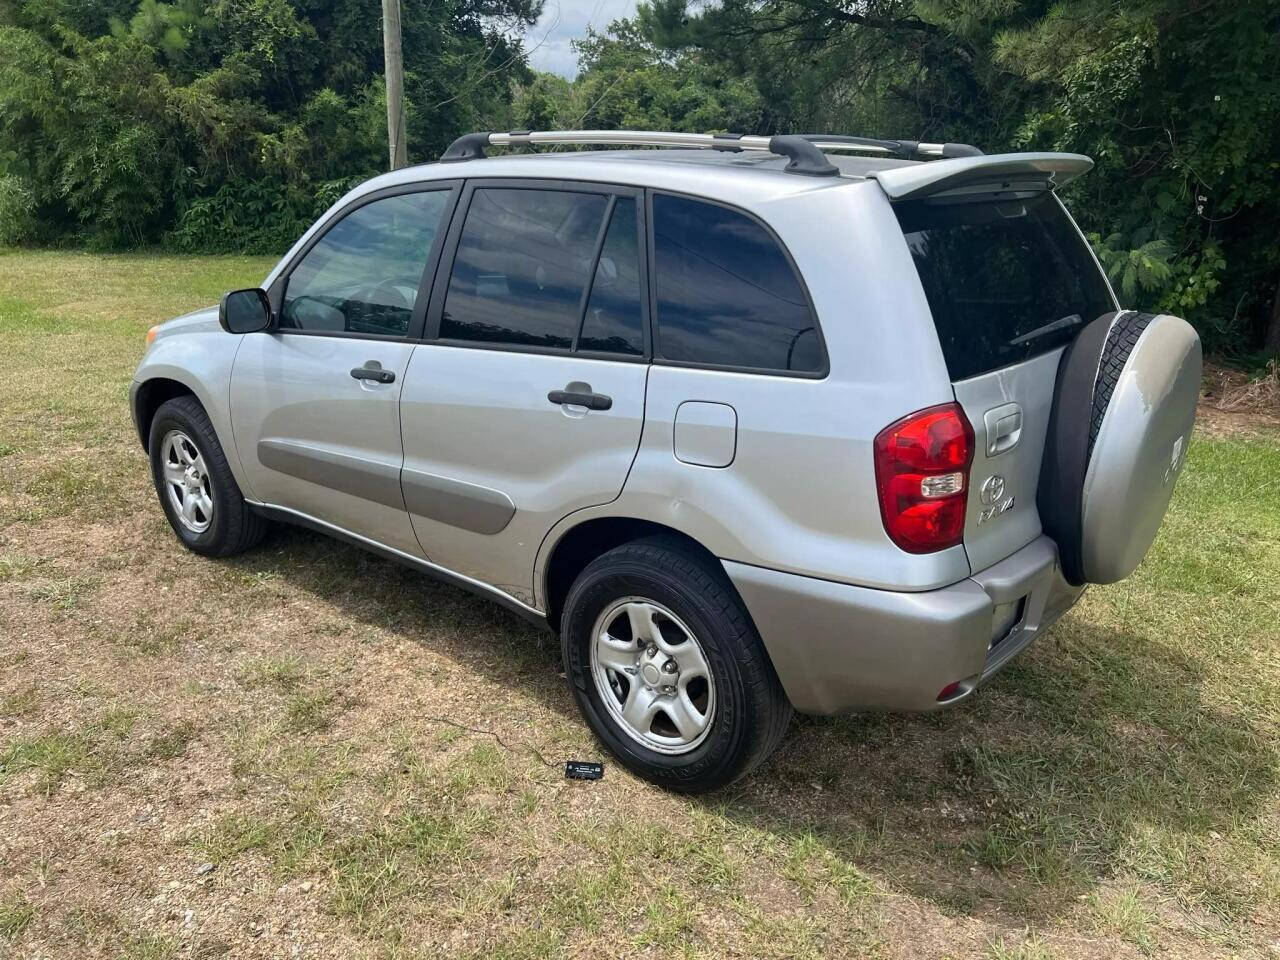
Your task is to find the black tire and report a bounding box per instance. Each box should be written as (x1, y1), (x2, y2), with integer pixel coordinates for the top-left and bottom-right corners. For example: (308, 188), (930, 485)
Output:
(561, 536), (792, 793)
(148, 395), (267, 557)
(1039, 311), (1140, 584)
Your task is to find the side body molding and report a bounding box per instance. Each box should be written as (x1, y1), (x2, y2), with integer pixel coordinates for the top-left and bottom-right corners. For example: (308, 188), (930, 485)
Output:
(256, 438), (404, 511)
(401, 468), (516, 535)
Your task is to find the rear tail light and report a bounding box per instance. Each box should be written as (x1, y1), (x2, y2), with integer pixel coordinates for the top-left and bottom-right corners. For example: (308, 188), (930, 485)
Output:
(874, 402), (974, 553)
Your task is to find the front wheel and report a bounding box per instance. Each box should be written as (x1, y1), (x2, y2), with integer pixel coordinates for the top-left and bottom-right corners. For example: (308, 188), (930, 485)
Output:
(561, 536), (792, 793)
(148, 395), (266, 557)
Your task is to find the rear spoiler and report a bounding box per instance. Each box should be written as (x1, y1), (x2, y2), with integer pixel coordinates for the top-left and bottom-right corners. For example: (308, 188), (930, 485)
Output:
(868, 152), (1093, 201)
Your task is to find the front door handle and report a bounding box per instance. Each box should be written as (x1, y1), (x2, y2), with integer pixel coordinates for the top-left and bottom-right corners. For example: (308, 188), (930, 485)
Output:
(548, 382), (611, 411)
(351, 362), (395, 384)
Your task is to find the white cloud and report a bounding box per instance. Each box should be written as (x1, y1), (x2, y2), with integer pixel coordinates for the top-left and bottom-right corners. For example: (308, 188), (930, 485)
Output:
(525, 0), (639, 78)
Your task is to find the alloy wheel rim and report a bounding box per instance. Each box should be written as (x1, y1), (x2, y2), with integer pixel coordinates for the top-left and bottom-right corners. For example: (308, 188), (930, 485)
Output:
(589, 597), (716, 755)
(161, 429), (214, 534)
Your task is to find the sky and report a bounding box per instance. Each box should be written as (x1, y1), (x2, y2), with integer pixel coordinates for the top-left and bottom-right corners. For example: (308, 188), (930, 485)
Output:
(525, 0), (639, 77)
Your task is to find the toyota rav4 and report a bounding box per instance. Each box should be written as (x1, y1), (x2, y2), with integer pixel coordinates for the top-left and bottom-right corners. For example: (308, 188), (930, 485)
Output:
(131, 130), (1201, 792)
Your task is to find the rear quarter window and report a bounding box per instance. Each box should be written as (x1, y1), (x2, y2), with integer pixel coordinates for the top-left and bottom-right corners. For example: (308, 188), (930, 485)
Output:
(652, 194), (824, 375)
(894, 193), (1115, 381)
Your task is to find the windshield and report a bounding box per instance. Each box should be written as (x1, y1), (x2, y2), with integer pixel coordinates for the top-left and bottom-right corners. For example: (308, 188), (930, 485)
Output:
(894, 193), (1115, 381)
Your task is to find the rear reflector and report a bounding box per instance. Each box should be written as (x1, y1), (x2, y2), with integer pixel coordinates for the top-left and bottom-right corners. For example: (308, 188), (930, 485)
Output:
(936, 677), (977, 702)
(874, 403), (974, 553)
(936, 681), (964, 702)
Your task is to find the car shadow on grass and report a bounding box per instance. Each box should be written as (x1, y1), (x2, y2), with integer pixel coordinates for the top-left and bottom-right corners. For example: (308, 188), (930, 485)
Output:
(719, 614), (1278, 925)
(226, 526), (1278, 927)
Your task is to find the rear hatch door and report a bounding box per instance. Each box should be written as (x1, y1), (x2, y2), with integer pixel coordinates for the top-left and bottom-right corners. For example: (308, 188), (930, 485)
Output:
(888, 177), (1117, 572)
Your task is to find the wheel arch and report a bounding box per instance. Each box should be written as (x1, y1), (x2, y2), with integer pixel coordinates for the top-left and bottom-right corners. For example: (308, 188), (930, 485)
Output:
(132, 377), (199, 452)
(540, 516), (730, 634)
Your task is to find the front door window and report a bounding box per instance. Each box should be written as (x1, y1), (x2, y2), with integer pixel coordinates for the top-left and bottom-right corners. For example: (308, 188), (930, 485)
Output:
(282, 191), (450, 337)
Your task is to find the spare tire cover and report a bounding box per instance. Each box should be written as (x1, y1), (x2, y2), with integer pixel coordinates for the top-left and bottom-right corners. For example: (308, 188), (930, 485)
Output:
(1039, 311), (1201, 585)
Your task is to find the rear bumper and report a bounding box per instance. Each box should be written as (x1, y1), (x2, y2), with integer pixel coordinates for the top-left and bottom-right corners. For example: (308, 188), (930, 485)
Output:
(724, 535), (1084, 715)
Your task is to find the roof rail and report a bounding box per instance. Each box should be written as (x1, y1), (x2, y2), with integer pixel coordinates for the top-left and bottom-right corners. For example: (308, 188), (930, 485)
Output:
(441, 130), (839, 176)
(797, 135), (984, 160)
(438, 129), (984, 174)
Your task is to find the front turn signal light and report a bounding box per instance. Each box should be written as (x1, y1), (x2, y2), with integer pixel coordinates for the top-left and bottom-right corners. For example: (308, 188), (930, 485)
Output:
(145, 325), (159, 346)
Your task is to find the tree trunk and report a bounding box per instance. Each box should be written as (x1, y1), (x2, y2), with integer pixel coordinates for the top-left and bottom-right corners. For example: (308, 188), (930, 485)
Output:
(382, 0), (407, 171)
(1266, 279), (1280, 358)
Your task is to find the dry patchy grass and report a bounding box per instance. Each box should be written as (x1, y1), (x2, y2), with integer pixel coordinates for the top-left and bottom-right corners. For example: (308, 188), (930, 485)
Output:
(1, 249), (1279, 958)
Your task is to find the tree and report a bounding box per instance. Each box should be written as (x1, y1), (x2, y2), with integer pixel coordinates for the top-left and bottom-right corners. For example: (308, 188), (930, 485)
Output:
(511, 20), (766, 136)
(0, 0), (542, 250)
(634, 0), (1280, 356)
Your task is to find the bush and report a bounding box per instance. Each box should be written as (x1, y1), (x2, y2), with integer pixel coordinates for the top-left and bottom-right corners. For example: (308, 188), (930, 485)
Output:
(0, 175), (36, 246)
(167, 176), (369, 255)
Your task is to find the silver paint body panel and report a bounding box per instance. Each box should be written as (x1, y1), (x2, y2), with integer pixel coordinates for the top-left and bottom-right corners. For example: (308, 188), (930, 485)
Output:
(228, 332), (424, 557)
(952, 347), (1063, 574)
(398, 345), (648, 603)
(129, 307), (251, 488)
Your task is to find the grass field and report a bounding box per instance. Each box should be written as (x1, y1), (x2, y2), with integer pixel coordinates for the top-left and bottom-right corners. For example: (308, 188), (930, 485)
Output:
(1, 248), (1279, 960)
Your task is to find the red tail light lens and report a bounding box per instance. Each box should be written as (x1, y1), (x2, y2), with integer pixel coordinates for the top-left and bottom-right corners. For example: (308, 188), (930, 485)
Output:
(874, 403), (974, 553)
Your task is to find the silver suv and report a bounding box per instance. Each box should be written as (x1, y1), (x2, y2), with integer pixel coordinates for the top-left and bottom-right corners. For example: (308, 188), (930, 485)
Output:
(131, 130), (1201, 792)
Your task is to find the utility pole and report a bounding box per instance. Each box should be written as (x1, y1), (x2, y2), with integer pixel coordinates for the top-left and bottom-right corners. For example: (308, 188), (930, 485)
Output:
(382, 0), (407, 170)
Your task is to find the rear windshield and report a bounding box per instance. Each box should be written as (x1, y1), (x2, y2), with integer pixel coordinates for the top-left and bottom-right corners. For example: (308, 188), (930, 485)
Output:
(894, 193), (1114, 381)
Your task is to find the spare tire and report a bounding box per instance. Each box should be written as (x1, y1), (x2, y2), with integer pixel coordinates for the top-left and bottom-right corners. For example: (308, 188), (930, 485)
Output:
(1039, 311), (1201, 585)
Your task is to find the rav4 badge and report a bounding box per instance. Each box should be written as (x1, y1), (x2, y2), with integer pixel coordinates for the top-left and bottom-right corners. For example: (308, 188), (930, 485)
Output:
(978, 474), (1015, 524)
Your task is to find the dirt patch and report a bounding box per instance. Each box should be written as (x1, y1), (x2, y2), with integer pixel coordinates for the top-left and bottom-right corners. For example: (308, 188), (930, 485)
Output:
(1198, 360), (1280, 437)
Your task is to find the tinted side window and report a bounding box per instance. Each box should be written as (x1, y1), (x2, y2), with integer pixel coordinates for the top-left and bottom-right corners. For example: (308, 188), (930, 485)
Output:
(282, 191), (448, 337)
(578, 198), (644, 356)
(652, 194), (822, 373)
(441, 188), (608, 349)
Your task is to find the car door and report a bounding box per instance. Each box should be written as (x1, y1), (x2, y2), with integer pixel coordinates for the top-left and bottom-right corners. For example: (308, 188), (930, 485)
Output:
(230, 184), (458, 557)
(398, 180), (650, 603)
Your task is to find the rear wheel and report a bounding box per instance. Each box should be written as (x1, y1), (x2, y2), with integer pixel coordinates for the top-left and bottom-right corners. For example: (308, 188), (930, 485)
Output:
(148, 396), (267, 557)
(561, 536), (791, 792)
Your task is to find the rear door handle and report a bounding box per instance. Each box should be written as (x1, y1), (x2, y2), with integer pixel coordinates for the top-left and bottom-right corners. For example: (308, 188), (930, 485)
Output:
(351, 362), (395, 384)
(548, 384), (611, 411)
(983, 402), (1022, 456)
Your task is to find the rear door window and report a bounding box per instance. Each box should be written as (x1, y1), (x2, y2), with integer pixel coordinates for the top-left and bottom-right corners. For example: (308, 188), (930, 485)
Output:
(440, 188), (608, 350)
(578, 198), (644, 356)
(651, 194), (824, 375)
(894, 193), (1115, 381)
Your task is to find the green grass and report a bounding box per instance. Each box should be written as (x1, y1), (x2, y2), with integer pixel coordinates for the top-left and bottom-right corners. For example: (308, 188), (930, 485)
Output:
(0, 731), (95, 793)
(117, 934), (178, 960)
(0, 894), (35, 941)
(0, 248), (1278, 957)
(984, 934), (1056, 960)
(1089, 885), (1158, 953)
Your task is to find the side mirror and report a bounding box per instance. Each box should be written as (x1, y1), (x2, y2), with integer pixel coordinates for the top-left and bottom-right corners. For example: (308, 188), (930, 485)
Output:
(219, 288), (274, 334)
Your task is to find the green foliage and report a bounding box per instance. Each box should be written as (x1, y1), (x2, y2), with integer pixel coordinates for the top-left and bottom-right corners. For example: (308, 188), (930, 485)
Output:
(511, 22), (764, 137)
(1091, 234), (1173, 305)
(0, 0), (541, 252)
(0, 175), (37, 246)
(4, 0), (1279, 355)
(168, 176), (361, 253)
